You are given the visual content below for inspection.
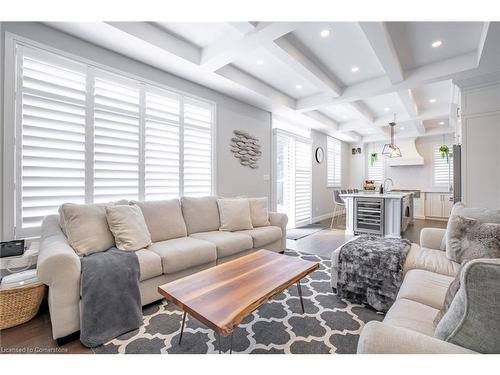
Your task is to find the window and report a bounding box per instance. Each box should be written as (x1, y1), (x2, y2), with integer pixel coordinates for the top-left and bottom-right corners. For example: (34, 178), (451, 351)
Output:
(13, 44), (214, 237)
(274, 129), (312, 228)
(367, 151), (383, 184)
(327, 136), (341, 187)
(433, 144), (453, 187)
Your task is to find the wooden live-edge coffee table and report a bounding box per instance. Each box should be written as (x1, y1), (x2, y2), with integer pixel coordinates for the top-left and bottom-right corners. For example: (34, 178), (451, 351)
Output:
(158, 249), (319, 354)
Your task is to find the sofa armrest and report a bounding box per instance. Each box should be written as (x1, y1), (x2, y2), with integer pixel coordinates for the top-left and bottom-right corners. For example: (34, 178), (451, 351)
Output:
(357, 321), (476, 354)
(420, 227), (447, 250)
(37, 215), (81, 339)
(269, 212), (288, 251)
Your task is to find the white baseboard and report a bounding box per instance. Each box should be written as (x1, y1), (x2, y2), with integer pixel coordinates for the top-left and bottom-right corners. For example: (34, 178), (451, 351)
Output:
(311, 211), (344, 224)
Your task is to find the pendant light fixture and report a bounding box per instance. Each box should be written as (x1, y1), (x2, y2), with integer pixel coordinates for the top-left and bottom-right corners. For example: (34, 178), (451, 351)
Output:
(382, 114), (402, 158)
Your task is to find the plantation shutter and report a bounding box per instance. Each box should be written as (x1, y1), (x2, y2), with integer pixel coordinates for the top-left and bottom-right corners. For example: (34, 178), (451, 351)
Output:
(295, 139), (312, 226)
(143, 88), (181, 200)
(327, 136), (341, 187)
(183, 97), (213, 197)
(16, 46), (87, 237)
(434, 145), (453, 186)
(367, 151), (383, 184)
(93, 72), (141, 202)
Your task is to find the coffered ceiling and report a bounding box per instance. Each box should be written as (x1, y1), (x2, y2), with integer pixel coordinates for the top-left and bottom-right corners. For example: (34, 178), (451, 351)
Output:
(45, 21), (500, 143)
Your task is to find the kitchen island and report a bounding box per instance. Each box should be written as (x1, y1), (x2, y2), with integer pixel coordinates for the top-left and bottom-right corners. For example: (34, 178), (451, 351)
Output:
(340, 192), (413, 238)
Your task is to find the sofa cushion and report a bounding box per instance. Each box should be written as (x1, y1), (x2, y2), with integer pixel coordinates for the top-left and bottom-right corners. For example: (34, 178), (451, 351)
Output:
(238, 226), (282, 248)
(149, 237), (216, 274)
(446, 216), (500, 263)
(190, 231), (253, 258)
(106, 205), (152, 251)
(135, 249), (163, 281)
(217, 198), (254, 231)
(132, 199), (187, 242)
(181, 196), (220, 235)
(384, 298), (439, 337)
(397, 269), (454, 310)
(59, 203), (115, 256)
(249, 197), (270, 227)
(404, 244), (460, 277)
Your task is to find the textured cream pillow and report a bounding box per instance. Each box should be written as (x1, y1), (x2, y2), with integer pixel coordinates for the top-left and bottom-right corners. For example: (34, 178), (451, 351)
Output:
(106, 205), (152, 251)
(217, 198), (254, 232)
(249, 197), (270, 227)
(59, 203), (116, 256)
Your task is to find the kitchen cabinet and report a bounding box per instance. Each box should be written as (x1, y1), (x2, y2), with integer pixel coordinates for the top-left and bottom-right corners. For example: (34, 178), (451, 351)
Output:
(424, 193), (453, 219)
(413, 196), (425, 219)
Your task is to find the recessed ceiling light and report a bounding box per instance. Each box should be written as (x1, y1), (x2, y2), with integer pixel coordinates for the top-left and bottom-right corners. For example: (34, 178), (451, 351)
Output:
(399, 126), (405, 130)
(384, 107), (390, 112)
(439, 121), (445, 125)
(256, 59), (264, 65)
(295, 84), (303, 89)
(320, 29), (331, 38)
(351, 66), (359, 73)
(432, 40), (443, 48)
(429, 98), (437, 103)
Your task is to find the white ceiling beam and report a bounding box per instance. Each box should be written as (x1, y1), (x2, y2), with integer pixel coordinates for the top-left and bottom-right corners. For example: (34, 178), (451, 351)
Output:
(361, 126), (454, 144)
(397, 89), (425, 134)
(476, 22), (491, 66)
(358, 22), (404, 83)
(271, 35), (343, 96)
(200, 22), (299, 71)
(296, 52), (478, 112)
(215, 64), (296, 108)
(374, 105), (449, 127)
(106, 22), (201, 64)
(360, 22), (427, 135)
(303, 111), (339, 131)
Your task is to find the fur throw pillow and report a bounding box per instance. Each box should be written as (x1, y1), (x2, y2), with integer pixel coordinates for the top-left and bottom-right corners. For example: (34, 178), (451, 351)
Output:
(446, 216), (500, 263)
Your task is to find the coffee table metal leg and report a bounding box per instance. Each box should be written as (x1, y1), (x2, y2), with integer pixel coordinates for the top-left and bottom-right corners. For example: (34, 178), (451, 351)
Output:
(178, 311), (187, 344)
(230, 332), (233, 354)
(297, 280), (305, 313)
(218, 334), (221, 354)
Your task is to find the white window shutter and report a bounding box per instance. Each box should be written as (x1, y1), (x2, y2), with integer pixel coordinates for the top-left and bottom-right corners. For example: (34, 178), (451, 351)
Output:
(434, 145), (453, 186)
(327, 136), (341, 187)
(367, 151), (383, 184)
(183, 97), (213, 197)
(295, 139), (312, 226)
(144, 88), (181, 200)
(93, 72), (141, 203)
(17, 47), (87, 236)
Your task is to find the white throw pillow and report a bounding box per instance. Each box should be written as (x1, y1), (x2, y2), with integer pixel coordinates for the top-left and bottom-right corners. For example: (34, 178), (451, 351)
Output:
(59, 203), (116, 256)
(249, 197), (270, 227)
(217, 198), (254, 232)
(106, 205), (152, 251)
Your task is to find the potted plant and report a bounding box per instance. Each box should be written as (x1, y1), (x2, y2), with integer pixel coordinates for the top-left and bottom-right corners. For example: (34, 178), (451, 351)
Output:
(370, 152), (378, 167)
(439, 145), (450, 163)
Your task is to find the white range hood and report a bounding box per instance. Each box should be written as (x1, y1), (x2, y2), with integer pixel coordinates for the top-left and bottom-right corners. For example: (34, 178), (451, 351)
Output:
(388, 138), (424, 166)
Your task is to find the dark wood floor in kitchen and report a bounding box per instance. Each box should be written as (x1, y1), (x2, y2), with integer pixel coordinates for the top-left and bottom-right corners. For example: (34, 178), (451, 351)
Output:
(0, 218), (447, 355)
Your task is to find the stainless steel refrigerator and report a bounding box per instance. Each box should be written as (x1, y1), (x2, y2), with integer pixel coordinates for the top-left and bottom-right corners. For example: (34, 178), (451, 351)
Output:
(453, 144), (462, 203)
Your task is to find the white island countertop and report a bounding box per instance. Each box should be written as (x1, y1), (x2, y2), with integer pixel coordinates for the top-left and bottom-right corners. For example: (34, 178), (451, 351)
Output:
(339, 192), (413, 199)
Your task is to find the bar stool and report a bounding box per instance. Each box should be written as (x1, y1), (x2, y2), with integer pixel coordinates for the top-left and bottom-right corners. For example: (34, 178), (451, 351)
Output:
(330, 190), (346, 229)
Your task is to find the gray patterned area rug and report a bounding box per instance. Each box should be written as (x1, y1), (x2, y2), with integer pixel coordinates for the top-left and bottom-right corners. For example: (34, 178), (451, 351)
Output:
(94, 251), (383, 354)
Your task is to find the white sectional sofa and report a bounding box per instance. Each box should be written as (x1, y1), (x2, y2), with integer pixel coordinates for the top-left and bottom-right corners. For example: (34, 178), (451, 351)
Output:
(37, 196), (287, 341)
(355, 220), (500, 353)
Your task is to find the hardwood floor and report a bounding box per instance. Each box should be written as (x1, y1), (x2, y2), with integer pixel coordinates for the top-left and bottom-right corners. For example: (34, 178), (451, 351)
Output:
(0, 217), (446, 354)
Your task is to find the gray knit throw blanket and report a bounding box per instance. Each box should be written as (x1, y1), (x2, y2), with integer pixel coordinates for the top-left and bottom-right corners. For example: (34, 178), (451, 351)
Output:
(337, 236), (411, 312)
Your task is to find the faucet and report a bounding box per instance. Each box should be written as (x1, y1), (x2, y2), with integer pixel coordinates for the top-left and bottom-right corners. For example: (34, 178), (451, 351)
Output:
(383, 178), (394, 193)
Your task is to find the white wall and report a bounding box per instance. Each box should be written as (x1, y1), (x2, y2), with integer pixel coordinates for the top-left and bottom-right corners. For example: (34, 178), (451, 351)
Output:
(458, 77), (500, 208)
(311, 130), (350, 221)
(0, 22), (272, 240)
(349, 134), (454, 192)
